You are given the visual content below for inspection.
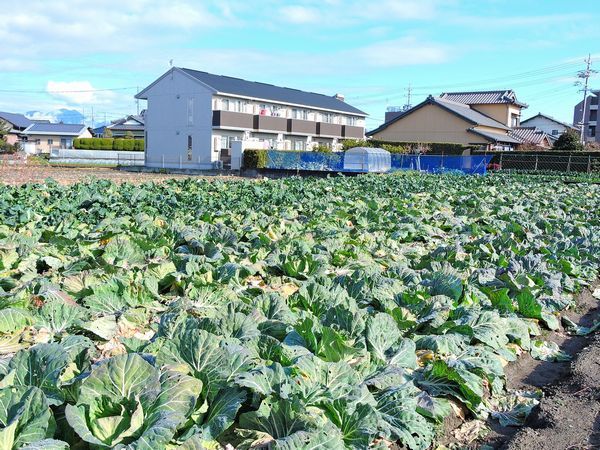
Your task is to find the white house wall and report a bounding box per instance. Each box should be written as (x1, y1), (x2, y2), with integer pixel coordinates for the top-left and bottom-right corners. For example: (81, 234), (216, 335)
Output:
(521, 116), (571, 137)
(143, 70), (214, 169)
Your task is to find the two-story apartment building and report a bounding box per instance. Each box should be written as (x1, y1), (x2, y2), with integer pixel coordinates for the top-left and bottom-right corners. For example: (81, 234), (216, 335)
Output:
(135, 67), (367, 169)
(573, 90), (599, 143)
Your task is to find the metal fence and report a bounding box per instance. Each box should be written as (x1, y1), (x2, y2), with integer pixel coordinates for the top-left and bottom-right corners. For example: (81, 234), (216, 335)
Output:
(491, 153), (600, 173)
(262, 151), (492, 175)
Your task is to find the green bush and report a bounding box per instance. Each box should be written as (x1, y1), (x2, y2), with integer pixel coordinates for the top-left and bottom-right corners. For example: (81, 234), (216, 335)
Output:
(113, 139), (125, 151)
(312, 144), (332, 153)
(243, 149), (268, 169)
(122, 139), (135, 151)
(553, 129), (584, 151)
(341, 139), (369, 150)
(73, 138), (144, 151)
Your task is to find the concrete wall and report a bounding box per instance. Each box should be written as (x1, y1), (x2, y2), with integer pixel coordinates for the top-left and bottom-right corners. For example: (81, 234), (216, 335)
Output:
(143, 70), (215, 169)
(370, 103), (490, 145)
(49, 149), (144, 166)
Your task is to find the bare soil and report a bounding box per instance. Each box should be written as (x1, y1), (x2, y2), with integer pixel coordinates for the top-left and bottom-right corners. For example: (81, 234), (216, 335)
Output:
(437, 281), (600, 449)
(0, 163), (243, 186)
(490, 281), (600, 450)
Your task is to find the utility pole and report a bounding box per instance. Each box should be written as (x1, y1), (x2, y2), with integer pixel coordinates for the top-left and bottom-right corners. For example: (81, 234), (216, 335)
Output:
(576, 54), (597, 144)
(91, 107), (94, 129)
(402, 83), (413, 111)
(136, 86), (140, 115)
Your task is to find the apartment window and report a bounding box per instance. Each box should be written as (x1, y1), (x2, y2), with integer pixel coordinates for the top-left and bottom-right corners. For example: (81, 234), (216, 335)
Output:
(294, 140), (305, 151)
(346, 116), (357, 126)
(322, 113), (333, 124)
(589, 126), (596, 137)
(292, 109), (307, 120)
(35, 139), (41, 145)
(47, 139), (53, 145)
(221, 136), (234, 149)
(589, 109), (597, 121)
(221, 99), (230, 111)
(187, 98), (194, 126)
(187, 135), (193, 160)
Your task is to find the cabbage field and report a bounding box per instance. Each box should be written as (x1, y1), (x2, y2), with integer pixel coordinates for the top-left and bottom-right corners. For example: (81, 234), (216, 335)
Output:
(0, 173), (598, 450)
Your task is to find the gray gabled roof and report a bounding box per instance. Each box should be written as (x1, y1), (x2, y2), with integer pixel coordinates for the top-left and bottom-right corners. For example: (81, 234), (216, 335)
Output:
(367, 95), (509, 136)
(0, 111), (32, 129)
(508, 126), (551, 145)
(439, 90), (528, 107)
(23, 123), (87, 136)
(137, 67), (367, 116)
(521, 113), (578, 131)
(468, 128), (521, 144)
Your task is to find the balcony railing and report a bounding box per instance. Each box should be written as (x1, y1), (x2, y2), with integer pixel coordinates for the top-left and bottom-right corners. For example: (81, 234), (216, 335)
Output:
(342, 125), (364, 139)
(254, 115), (288, 132)
(287, 118), (317, 134)
(212, 110), (362, 139)
(318, 122), (343, 137)
(212, 111), (255, 129)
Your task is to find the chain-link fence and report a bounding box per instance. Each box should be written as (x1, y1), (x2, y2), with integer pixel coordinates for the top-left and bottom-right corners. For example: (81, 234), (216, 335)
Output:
(488, 153), (600, 173)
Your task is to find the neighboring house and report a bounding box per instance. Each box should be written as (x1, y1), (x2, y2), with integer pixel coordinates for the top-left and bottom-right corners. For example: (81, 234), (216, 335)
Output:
(21, 123), (91, 153)
(0, 111), (33, 145)
(367, 95), (521, 150)
(135, 67), (367, 169)
(521, 113), (578, 138)
(95, 114), (145, 138)
(573, 90), (599, 143)
(438, 90), (528, 127)
(508, 127), (553, 149)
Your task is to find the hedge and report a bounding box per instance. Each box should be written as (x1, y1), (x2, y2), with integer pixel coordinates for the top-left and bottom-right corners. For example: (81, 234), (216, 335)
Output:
(243, 149), (268, 169)
(73, 138), (144, 151)
(340, 139), (476, 154)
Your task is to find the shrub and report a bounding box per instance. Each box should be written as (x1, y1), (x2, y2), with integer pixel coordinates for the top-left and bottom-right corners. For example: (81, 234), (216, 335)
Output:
(341, 139), (369, 150)
(380, 143), (408, 154)
(124, 131), (134, 139)
(103, 128), (113, 138)
(73, 138), (144, 151)
(312, 144), (332, 153)
(243, 149), (268, 169)
(122, 139), (135, 151)
(553, 129), (584, 151)
(113, 139), (125, 151)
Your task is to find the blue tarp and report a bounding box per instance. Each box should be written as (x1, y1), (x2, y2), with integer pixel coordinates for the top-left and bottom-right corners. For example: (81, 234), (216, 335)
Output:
(263, 151), (493, 175)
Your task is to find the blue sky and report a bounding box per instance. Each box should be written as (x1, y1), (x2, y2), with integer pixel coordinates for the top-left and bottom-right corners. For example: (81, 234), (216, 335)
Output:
(0, 0), (598, 128)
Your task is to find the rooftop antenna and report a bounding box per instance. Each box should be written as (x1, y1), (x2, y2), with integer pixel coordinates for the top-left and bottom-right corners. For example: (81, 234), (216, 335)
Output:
(169, 59), (173, 67)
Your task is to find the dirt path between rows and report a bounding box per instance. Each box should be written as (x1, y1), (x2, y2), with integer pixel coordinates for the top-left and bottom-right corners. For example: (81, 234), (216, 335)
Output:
(488, 281), (600, 449)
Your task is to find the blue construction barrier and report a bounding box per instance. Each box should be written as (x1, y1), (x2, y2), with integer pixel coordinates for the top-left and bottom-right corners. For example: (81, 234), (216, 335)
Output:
(390, 154), (493, 175)
(263, 150), (493, 175)
(266, 151), (344, 171)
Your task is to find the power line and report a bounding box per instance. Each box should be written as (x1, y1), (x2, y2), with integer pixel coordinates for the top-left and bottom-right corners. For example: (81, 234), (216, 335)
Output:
(0, 86), (138, 94)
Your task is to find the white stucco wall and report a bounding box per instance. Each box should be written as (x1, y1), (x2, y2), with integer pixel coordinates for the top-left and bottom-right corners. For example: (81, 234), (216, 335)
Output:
(521, 116), (571, 137)
(141, 70), (215, 169)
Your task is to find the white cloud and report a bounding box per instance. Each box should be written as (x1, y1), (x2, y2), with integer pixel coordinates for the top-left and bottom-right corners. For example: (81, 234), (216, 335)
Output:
(46, 81), (117, 105)
(279, 5), (320, 24)
(355, 37), (449, 67)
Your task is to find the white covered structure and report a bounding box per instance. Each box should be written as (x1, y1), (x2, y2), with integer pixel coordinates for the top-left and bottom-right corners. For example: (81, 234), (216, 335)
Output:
(343, 147), (391, 172)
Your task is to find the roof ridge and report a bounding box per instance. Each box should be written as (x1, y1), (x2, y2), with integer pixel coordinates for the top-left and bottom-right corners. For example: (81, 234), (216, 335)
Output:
(179, 67), (346, 102)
